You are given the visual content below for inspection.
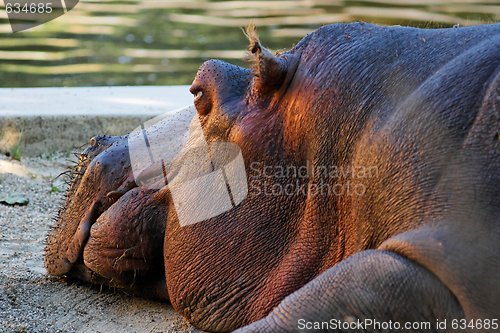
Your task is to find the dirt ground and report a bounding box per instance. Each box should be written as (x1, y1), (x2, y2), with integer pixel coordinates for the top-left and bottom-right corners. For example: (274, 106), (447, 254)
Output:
(0, 155), (199, 333)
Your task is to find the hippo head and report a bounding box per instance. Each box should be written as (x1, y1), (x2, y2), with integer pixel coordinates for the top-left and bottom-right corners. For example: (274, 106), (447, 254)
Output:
(45, 22), (500, 332)
(45, 26), (321, 330)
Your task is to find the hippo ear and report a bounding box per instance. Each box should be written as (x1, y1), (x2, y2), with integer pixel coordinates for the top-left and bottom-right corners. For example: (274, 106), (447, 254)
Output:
(244, 25), (288, 95)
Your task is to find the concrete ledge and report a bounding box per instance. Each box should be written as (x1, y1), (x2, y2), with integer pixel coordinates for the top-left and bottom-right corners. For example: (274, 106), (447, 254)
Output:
(0, 86), (193, 156)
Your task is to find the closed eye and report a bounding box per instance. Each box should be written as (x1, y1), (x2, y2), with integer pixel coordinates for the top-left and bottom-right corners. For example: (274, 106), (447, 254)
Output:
(189, 85), (204, 102)
(193, 90), (203, 102)
(189, 84), (211, 115)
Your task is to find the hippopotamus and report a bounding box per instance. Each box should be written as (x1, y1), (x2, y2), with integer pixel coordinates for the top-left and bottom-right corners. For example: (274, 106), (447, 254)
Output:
(45, 22), (500, 332)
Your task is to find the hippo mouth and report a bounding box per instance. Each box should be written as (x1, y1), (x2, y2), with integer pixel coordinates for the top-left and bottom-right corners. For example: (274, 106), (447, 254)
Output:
(65, 199), (106, 268)
(45, 135), (141, 278)
(60, 171), (168, 289)
(68, 172), (163, 260)
(63, 162), (168, 283)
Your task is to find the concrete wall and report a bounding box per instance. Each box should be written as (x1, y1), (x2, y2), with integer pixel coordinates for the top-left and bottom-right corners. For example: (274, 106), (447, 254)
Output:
(0, 86), (192, 156)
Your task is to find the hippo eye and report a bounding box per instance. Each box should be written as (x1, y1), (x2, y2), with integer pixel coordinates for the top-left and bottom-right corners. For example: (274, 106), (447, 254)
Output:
(194, 90), (203, 102)
(189, 85), (210, 115)
(189, 85), (204, 101)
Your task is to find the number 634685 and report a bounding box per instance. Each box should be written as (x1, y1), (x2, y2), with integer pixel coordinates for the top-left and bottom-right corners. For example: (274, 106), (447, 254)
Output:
(5, 2), (53, 14)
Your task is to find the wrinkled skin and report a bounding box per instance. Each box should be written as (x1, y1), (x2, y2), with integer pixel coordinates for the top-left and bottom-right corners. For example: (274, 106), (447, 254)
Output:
(45, 135), (168, 298)
(45, 23), (500, 332)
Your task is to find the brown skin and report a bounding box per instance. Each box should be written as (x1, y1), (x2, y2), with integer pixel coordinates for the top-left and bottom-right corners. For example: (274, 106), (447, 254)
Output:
(45, 135), (168, 298)
(45, 135), (130, 276)
(45, 23), (500, 332)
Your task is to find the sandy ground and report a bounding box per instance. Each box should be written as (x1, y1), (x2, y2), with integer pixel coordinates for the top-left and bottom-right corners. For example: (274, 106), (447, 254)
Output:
(0, 155), (199, 333)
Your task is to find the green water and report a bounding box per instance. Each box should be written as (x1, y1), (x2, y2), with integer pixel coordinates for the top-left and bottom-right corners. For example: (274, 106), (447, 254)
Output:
(0, 0), (498, 87)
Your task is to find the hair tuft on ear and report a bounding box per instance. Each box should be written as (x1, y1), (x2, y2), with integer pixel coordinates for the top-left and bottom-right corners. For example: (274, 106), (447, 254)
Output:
(242, 24), (295, 95)
(243, 24), (260, 54)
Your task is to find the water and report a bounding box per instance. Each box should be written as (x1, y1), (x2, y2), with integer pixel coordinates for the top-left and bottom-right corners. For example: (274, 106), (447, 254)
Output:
(0, 0), (498, 87)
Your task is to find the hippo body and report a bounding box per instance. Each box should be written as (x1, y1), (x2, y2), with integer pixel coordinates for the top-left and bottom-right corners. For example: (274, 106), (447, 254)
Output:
(45, 22), (500, 332)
